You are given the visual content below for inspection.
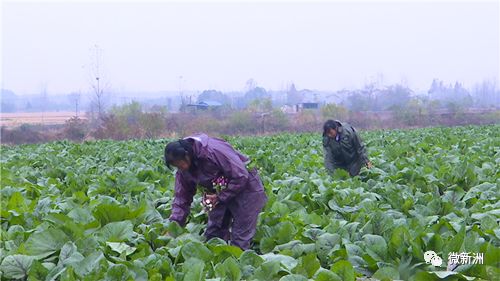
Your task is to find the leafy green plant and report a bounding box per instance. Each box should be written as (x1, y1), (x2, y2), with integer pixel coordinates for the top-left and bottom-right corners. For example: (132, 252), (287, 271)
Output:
(1, 125), (498, 280)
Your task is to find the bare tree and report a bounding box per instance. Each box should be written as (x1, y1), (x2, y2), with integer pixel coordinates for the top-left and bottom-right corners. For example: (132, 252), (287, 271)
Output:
(178, 75), (186, 112)
(246, 78), (257, 92)
(88, 45), (109, 121)
(474, 79), (499, 107)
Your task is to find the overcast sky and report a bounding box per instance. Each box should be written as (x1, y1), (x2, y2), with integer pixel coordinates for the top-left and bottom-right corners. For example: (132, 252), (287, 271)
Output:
(1, 0), (499, 95)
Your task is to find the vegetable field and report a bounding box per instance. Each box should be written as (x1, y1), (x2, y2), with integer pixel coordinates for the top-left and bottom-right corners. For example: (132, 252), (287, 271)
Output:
(1, 125), (499, 281)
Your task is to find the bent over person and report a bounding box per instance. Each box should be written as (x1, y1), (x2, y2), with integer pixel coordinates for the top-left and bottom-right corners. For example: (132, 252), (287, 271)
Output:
(164, 133), (267, 250)
(323, 120), (372, 176)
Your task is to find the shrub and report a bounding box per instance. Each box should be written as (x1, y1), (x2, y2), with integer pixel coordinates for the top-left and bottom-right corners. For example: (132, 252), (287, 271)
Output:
(63, 117), (88, 141)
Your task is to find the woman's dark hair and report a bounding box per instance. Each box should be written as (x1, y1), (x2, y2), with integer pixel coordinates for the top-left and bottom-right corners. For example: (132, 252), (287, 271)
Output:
(323, 120), (339, 136)
(164, 139), (194, 170)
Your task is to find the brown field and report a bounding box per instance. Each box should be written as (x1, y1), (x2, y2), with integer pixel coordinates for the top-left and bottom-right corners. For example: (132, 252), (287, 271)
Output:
(0, 111), (87, 127)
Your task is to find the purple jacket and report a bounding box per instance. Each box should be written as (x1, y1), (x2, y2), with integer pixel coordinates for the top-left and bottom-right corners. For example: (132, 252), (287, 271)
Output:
(169, 134), (263, 226)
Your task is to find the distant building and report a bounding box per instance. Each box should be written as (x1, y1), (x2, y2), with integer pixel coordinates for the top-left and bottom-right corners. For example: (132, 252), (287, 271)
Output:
(281, 102), (320, 114)
(297, 102), (319, 111)
(186, 100), (223, 111)
(280, 105), (296, 114)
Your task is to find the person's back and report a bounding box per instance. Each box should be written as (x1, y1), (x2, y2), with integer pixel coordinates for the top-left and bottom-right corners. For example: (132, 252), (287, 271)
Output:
(164, 133), (267, 250)
(322, 120), (372, 176)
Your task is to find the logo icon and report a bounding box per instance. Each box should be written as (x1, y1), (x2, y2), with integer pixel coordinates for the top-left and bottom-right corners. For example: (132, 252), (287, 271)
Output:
(424, 250), (443, 267)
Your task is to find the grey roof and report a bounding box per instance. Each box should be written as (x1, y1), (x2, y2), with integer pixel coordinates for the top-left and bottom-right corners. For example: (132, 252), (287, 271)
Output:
(198, 100), (222, 106)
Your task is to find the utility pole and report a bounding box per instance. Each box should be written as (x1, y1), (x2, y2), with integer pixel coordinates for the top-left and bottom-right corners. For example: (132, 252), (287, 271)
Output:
(40, 83), (48, 125)
(69, 92), (81, 117)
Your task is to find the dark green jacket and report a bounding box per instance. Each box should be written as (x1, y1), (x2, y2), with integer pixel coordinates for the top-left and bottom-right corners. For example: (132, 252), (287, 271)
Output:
(323, 121), (369, 173)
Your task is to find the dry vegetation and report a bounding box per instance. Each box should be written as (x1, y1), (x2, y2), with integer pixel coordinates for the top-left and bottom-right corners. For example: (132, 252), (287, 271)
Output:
(1, 105), (498, 145)
(0, 111), (87, 127)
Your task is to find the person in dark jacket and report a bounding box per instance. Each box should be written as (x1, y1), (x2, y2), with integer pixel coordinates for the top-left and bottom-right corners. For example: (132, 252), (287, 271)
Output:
(323, 120), (372, 176)
(164, 133), (267, 250)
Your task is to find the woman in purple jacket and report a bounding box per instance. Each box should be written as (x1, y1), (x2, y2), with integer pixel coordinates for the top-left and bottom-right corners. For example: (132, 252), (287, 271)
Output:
(164, 133), (267, 250)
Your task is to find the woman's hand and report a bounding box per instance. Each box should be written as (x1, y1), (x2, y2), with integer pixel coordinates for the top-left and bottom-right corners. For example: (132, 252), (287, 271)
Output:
(366, 161), (373, 169)
(202, 193), (219, 211)
(205, 193), (218, 206)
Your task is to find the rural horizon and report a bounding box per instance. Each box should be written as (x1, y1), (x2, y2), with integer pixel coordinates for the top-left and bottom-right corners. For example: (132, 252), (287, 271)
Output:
(1, 1), (499, 280)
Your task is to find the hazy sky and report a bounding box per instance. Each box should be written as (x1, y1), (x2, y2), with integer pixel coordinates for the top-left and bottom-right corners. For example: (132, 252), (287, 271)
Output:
(1, 0), (499, 95)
